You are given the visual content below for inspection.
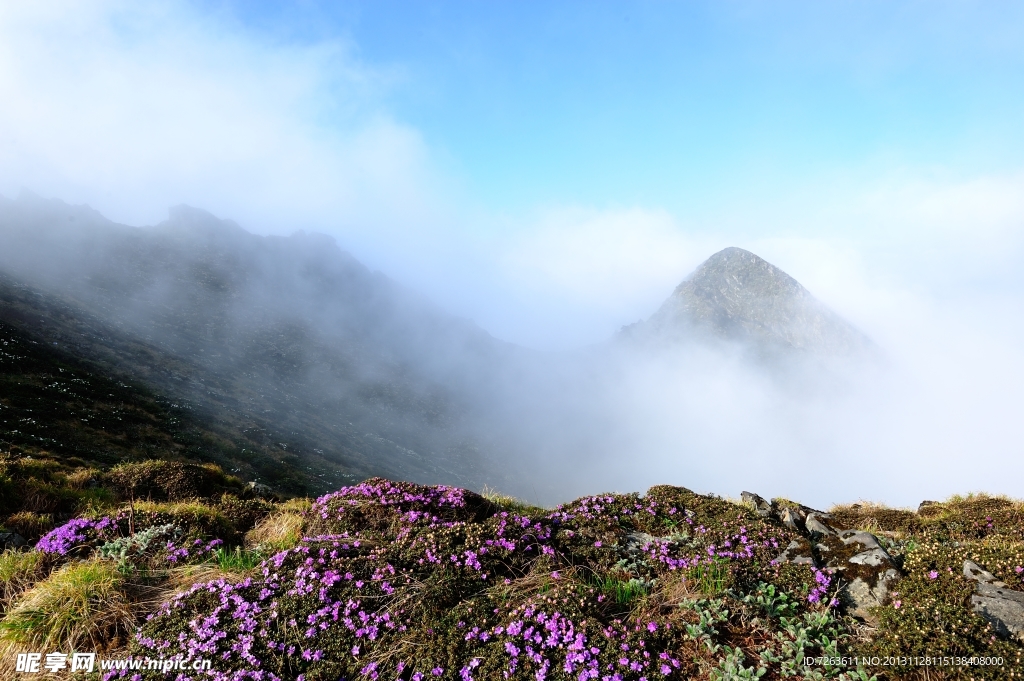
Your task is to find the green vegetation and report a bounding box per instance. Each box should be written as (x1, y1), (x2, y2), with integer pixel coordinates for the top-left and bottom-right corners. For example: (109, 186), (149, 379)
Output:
(211, 546), (263, 572)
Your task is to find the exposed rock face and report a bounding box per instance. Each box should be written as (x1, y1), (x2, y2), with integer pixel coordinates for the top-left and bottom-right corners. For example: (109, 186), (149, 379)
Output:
(831, 530), (901, 619)
(629, 247), (872, 357)
(753, 492), (901, 623)
(964, 560), (1024, 641)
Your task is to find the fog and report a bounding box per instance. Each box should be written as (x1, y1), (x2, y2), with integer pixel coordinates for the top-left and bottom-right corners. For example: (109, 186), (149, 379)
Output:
(2, 3), (1024, 508)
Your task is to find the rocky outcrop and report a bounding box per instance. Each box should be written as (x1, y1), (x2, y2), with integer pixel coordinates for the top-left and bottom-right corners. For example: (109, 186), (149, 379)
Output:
(964, 560), (1024, 642)
(740, 491), (772, 518)
(747, 491), (902, 622)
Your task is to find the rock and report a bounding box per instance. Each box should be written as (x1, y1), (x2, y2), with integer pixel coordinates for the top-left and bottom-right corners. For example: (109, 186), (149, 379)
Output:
(754, 491), (900, 623)
(805, 513), (835, 537)
(964, 559), (1006, 587)
(773, 538), (817, 566)
(0, 531), (26, 549)
(779, 507), (804, 533)
(845, 569), (901, 620)
(623, 532), (658, 554)
(246, 481), (276, 498)
(964, 559), (1024, 640)
(918, 500), (938, 511)
(837, 530), (882, 551)
(825, 529), (900, 622)
(849, 548), (891, 567)
(741, 491), (773, 518)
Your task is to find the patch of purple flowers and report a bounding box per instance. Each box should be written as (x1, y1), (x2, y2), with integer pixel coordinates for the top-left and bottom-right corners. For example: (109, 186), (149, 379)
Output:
(36, 516), (114, 555)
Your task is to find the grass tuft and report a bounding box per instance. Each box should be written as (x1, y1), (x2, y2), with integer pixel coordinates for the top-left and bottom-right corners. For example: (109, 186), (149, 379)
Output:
(211, 546), (263, 573)
(480, 484), (547, 514)
(245, 510), (304, 551)
(0, 559), (132, 653)
(0, 550), (43, 613)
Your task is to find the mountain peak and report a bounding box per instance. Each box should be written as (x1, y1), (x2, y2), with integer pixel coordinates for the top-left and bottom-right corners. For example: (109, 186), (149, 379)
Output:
(681, 247), (805, 300)
(634, 247), (871, 357)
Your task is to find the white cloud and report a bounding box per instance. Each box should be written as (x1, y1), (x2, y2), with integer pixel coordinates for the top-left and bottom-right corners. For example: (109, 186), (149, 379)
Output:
(0, 1), (442, 233)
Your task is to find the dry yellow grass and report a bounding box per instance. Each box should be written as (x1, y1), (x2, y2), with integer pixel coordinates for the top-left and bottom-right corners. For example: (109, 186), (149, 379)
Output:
(245, 510), (304, 551)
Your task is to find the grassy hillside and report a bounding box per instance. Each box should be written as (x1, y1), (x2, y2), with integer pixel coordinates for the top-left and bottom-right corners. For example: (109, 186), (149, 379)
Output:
(1, 469), (1022, 680)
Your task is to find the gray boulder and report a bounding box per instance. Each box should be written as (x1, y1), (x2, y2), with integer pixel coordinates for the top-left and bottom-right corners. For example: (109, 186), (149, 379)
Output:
(805, 513), (835, 537)
(964, 560), (1024, 641)
(743, 489), (901, 623)
(779, 507), (804, 533)
(0, 531), (26, 549)
(827, 530), (900, 621)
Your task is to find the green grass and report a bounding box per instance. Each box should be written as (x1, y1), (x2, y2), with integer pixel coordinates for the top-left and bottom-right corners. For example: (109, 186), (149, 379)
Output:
(593, 573), (650, 606)
(212, 546), (263, 572)
(689, 558), (731, 596)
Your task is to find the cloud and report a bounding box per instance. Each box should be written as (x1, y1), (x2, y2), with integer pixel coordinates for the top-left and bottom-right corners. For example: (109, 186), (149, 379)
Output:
(0, 1), (443, 233)
(488, 207), (713, 345)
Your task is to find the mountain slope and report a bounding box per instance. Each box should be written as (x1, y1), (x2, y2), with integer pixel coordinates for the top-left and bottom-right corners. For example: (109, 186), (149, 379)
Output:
(0, 194), (519, 493)
(0, 304), (323, 495)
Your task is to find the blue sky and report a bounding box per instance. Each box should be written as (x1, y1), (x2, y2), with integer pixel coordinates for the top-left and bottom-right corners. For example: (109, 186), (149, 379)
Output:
(224, 0), (1024, 216)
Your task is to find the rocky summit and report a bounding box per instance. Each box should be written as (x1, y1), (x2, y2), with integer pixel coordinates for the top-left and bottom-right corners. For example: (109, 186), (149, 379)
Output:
(631, 247), (872, 357)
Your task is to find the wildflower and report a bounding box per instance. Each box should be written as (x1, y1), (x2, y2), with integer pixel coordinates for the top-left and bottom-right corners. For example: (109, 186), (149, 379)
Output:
(928, 570), (939, 580)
